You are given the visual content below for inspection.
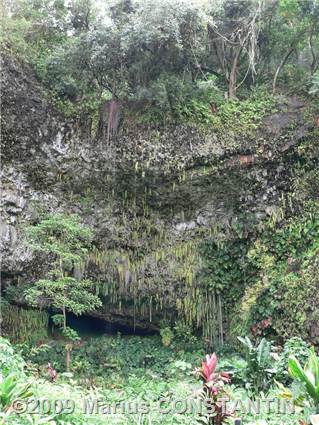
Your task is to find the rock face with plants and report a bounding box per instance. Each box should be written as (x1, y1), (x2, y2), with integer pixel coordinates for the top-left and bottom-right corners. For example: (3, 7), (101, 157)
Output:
(0, 0), (319, 344)
(1, 2), (319, 425)
(1, 50), (317, 339)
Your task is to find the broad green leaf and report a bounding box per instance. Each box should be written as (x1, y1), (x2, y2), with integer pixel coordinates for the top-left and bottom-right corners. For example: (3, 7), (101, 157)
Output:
(289, 356), (319, 403)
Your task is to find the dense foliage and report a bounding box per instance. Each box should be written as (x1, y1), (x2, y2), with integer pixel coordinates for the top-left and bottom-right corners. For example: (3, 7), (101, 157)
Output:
(2, 335), (319, 424)
(1, 1), (319, 425)
(1, 0), (318, 130)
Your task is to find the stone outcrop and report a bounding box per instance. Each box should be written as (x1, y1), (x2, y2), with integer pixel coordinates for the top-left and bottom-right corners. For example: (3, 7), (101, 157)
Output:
(0, 53), (315, 331)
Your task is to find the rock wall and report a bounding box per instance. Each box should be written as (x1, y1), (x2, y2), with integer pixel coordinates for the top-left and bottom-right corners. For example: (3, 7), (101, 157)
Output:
(0, 53), (315, 332)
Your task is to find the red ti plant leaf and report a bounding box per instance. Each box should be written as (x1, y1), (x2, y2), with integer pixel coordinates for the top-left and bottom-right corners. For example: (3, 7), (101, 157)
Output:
(197, 353), (233, 424)
(201, 354), (218, 382)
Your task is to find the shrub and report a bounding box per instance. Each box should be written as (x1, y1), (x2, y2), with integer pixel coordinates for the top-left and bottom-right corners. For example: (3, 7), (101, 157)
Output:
(0, 337), (25, 377)
(196, 353), (232, 424)
(237, 336), (276, 393)
(276, 338), (309, 384)
(160, 326), (174, 347)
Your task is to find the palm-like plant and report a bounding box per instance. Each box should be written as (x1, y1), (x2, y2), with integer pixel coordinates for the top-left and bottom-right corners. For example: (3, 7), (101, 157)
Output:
(0, 374), (33, 414)
(237, 336), (275, 392)
(288, 347), (319, 413)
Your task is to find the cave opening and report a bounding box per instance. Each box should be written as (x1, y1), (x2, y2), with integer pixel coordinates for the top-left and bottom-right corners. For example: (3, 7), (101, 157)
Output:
(49, 312), (158, 338)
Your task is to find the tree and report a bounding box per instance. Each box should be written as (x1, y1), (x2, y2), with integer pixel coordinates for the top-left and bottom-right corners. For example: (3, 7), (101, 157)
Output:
(310, 70), (319, 94)
(3, 0), (318, 124)
(207, 0), (269, 99)
(24, 214), (102, 371)
(67, 0), (206, 136)
(269, 0), (319, 93)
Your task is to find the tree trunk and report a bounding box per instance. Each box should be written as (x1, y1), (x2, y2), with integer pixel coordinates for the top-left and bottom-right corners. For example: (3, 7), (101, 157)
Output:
(228, 47), (242, 99)
(309, 30), (318, 74)
(218, 294), (224, 345)
(62, 305), (66, 331)
(97, 99), (121, 144)
(272, 48), (295, 94)
(97, 101), (109, 141)
(106, 97), (121, 144)
(66, 347), (71, 372)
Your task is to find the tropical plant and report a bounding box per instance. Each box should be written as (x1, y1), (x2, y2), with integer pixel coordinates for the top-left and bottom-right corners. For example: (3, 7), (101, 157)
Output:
(196, 353), (232, 424)
(0, 374), (33, 415)
(24, 213), (102, 371)
(216, 355), (248, 387)
(173, 321), (198, 349)
(276, 338), (310, 384)
(288, 347), (319, 412)
(160, 326), (174, 347)
(237, 336), (276, 393)
(0, 337), (25, 376)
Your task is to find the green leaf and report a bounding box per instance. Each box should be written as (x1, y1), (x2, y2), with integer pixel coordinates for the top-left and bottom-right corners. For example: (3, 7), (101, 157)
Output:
(289, 356), (319, 403)
(308, 348), (319, 385)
